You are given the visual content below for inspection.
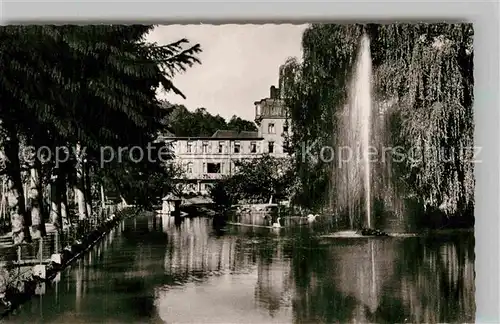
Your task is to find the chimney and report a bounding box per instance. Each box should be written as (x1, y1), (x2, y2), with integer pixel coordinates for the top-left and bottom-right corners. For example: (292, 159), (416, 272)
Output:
(270, 86), (280, 99)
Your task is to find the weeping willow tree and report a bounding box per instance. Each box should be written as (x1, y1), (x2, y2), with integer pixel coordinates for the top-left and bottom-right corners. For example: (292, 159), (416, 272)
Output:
(281, 23), (474, 228)
(374, 24), (474, 224)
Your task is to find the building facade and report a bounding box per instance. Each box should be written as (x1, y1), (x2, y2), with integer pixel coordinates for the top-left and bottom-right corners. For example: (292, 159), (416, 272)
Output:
(160, 86), (291, 195)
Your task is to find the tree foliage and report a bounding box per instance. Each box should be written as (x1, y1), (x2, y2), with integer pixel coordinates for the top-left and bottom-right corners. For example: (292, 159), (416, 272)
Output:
(209, 155), (293, 206)
(227, 115), (258, 133)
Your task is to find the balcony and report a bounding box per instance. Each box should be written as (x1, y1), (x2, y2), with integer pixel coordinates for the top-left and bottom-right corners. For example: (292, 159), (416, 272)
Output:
(201, 173), (224, 180)
(173, 173), (224, 180)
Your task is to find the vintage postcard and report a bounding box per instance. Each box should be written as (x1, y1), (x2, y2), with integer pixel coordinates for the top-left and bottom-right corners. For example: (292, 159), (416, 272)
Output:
(0, 23), (474, 323)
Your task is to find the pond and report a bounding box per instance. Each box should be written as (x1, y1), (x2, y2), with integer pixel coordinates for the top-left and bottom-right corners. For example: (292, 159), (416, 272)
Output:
(3, 212), (475, 323)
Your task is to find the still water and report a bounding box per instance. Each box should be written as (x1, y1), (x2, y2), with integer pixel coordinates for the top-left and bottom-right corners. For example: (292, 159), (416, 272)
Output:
(4, 213), (474, 323)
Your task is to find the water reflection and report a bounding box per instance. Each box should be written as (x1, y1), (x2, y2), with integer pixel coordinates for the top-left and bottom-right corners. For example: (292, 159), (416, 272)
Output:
(4, 213), (474, 323)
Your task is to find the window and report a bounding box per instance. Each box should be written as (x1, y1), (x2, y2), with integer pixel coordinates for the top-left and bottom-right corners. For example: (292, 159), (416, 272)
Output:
(187, 141), (193, 153)
(207, 162), (221, 174)
(203, 162), (207, 173)
(283, 125), (289, 132)
(234, 141), (240, 153)
(218, 141), (224, 153)
(186, 162), (193, 173)
(250, 142), (257, 153)
(268, 141), (274, 153)
(202, 141), (209, 153)
(268, 123), (275, 134)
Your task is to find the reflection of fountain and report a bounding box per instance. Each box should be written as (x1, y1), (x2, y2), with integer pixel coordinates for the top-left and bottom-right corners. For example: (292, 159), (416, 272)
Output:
(329, 239), (396, 319)
(370, 241), (376, 297)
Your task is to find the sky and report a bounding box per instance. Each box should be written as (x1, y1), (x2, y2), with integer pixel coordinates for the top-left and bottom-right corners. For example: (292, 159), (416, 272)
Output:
(146, 24), (307, 121)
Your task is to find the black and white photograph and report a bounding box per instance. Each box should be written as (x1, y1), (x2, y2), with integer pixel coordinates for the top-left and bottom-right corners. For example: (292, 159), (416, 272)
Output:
(0, 23), (474, 323)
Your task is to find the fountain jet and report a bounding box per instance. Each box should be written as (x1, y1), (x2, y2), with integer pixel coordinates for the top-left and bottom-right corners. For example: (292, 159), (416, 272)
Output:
(358, 34), (373, 228)
(334, 33), (373, 229)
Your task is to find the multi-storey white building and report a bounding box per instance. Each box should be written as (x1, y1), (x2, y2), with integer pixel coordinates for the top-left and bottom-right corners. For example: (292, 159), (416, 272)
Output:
(159, 86), (291, 195)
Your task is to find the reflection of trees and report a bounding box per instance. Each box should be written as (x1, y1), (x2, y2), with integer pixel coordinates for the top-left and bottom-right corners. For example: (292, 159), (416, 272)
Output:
(379, 233), (475, 323)
(9, 218), (165, 323)
(72, 217), (166, 323)
(288, 233), (474, 323)
(123, 218), (474, 323)
(162, 218), (255, 284)
(288, 236), (364, 323)
(10, 215), (473, 324)
(161, 218), (297, 318)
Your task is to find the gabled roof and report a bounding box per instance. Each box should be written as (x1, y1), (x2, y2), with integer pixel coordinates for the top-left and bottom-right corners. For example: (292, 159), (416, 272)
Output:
(163, 130), (176, 137)
(154, 130), (176, 142)
(238, 131), (260, 138)
(162, 193), (181, 201)
(211, 130), (239, 138)
(182, 196), (214, 206)
(211, 129), (259, 139)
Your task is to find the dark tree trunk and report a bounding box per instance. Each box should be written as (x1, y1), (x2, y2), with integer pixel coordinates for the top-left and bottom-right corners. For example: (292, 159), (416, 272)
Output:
(49, 174), (62, 230)
(74, 143), (87, 235)
(28, 156), (47, 239)
(3, 127), (31, 244)
(59, 171), (69, 228)
(84, 164), (93, 225)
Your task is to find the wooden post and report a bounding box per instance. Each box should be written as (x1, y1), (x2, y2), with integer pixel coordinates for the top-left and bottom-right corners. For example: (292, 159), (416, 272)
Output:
(0, 176), (5, 230)
(39, 238), (43, 264)
(23, 173), (29, 206)
(173, 200), (182, 226)
(100, 184), (106, 224)
(54, 231), (59, 255)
